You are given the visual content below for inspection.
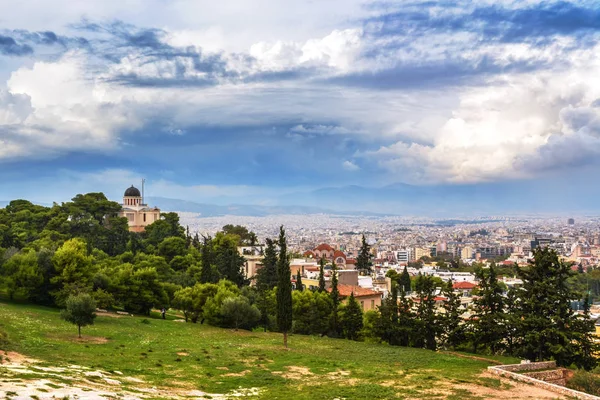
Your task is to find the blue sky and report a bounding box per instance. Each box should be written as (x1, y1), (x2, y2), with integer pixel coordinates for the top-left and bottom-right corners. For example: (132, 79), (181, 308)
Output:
(1, 0), (600, 210)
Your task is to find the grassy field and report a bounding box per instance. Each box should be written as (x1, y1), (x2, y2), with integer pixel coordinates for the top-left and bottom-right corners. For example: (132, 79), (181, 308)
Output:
(0, 300), (527, 399)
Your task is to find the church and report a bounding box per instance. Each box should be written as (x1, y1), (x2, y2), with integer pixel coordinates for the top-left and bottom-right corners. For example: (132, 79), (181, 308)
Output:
(118, 185), (161, 232)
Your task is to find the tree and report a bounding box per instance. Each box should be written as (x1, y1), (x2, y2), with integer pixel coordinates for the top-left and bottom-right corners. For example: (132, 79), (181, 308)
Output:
(51, 238), (95, 306)
(158, 237), (188, 263)
(413, 274), (438, 350)
(340, 292), (363, 340)
(221, 296), (261, 331)
(276, 226), (293, 348)
(199, 235), (217, 284)
(318, 256), (326, 293)
(470, 265), (505, 354)
(213, 232), (246, 286)
(399, 266), (411, 293)
(61, 293), (97, 338)
(516, 248), (598, 368)
(203, 280), (240, 326)
(329, 261), (341, 337)
(296, 270), (304, 291)
(440, 280), (464, 350)
(256, 238), (278, 291)
(356, 234), (372, 275)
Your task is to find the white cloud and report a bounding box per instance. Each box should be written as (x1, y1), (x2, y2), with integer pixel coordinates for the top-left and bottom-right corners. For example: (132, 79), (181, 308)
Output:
(366, 43), (600, 183)
(1, 52), (144, 160)
(342, 160), (360, 171)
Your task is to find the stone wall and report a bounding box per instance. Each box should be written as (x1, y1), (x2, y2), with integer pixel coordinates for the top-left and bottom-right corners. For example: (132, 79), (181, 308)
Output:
(488, 362), (600, 400)
(523, 368), (572, 386)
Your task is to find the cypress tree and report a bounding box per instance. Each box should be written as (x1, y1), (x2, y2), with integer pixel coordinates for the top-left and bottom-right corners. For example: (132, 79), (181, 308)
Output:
(356, 234), (372, 275)
(318, 257), (326, 293)
(399, 265), (412, 293)
(296, 270), (304, 291)
(199, 235), (217, 283)
(256, 238), (278, 291)
(276, 226), (292, 348)
(329, 261), (341, 337)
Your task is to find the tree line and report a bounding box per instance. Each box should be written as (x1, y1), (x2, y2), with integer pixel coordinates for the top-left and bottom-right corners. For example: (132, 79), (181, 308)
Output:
(0, 194), (597, 370)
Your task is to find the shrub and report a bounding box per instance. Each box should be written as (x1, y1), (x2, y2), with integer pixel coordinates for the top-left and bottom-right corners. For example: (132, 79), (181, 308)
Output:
(567, 370), (600, 395)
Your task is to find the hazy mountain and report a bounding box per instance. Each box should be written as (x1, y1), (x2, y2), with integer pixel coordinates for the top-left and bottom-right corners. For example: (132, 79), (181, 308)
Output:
(276, 181), (598, 216)
(146, 197), (390, 217)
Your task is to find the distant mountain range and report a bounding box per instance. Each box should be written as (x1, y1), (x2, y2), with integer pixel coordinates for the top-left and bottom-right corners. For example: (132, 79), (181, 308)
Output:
(152, 179), (596, 217)
(146, 197), (390, 217)
(3, 179), (596, 217)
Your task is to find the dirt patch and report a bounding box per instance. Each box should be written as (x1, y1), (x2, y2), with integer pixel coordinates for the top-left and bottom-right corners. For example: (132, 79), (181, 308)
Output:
(326, 370), (352, 380)
(280, 366), (314, 380)
(176, 352), (189, 356)
(96, 311), (123, 318)
(443, 351), (504, 365)
(0, 351), (39, 364)
(430, 372), (569, 399)
(216, 366), (229, 371)
(223, 370), (251, 377)
(76, 335), (109, 344)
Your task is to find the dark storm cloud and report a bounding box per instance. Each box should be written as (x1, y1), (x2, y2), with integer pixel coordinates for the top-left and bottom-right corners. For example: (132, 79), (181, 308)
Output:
(0, 34), (33, 56)
(364, 1), (600, 43)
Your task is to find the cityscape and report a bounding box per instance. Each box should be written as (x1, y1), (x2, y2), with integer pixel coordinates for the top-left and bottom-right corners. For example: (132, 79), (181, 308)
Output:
(2, 0), (600, 398)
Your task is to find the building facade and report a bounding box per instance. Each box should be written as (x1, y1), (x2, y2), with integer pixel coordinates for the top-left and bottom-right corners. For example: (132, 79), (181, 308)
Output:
(118, 185), (161, 232)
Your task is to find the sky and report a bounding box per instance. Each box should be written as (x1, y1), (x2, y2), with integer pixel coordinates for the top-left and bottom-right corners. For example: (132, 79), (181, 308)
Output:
(1, 0), (600, 211)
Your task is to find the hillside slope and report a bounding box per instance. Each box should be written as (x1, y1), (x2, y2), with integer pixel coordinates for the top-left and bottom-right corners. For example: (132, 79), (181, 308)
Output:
(0, 301), (565, 399)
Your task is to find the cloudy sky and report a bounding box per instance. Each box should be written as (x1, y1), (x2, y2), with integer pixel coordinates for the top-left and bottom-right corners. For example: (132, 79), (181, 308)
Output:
(1, 0), (600, 209)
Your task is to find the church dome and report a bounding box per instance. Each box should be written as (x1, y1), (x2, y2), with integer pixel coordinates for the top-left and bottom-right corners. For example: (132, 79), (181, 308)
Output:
(124, 185), (141, 197)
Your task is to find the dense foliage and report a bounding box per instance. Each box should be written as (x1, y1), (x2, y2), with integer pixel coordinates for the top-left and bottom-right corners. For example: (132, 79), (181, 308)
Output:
(1, 194), (597, 370)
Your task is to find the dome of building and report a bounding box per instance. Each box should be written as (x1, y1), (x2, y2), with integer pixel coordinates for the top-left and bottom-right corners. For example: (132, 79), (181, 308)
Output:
(124, 185), (141, 197)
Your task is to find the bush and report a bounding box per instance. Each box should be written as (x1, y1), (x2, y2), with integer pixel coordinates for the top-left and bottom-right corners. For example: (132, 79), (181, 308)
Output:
(567, 370), (600, 395)
(220, 296), (260, 331)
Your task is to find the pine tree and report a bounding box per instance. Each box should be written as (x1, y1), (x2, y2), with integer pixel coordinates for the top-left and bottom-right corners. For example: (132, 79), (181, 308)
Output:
(414, 274), (438, 350)
(471, 265), (505, 354)
(356, 234), (372, 275)
(296, 270), (304, 291)
(256, 238), (278, 291)
(318, 257), (326, 293)
(374, 291), (400, 345)
(516, 247), (598, 367)
(399, 265), (411, 293)
(440, 280), (463, 350)
(397, 287), (414, 347)
(341, 292), (364, 340)
(276, 226), (292, 348)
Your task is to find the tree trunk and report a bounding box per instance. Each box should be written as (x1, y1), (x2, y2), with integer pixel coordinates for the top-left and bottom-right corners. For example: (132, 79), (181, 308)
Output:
(78, 325), (81, 338)
(283, 331), (288, 348)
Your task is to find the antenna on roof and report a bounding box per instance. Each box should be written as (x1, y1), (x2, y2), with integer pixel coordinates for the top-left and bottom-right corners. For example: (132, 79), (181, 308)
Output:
(142, 178), (145, 205)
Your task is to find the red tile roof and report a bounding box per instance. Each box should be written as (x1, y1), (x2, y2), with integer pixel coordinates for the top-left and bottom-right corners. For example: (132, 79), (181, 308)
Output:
(327, 284), (381, 298)
(315, 243), (334, 251)
(453, 281), (478, 289)
(333, 250), (347, 259)
(303, 250), (315, 258)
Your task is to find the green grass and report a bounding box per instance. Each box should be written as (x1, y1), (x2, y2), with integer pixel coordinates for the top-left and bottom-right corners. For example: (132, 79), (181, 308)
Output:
(0, 300), (517, 399)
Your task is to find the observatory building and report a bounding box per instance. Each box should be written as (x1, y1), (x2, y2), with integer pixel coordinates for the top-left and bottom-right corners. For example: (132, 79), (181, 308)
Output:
(118, 184), (161, 232)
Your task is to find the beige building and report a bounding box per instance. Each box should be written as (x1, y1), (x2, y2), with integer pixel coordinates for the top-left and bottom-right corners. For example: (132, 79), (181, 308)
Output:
(118, 185), (161, 232)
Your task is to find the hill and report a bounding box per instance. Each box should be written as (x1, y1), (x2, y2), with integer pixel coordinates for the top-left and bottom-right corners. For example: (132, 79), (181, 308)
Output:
(0, 301), (564, 399)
